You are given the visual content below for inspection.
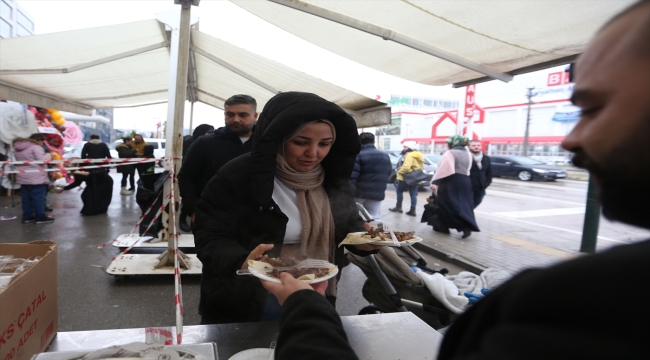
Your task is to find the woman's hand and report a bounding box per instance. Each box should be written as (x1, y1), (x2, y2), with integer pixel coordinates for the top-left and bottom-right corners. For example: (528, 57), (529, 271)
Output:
(241, 243), (274, 270)
(261, 272), (328, 305)
(430, 184), (438, 194)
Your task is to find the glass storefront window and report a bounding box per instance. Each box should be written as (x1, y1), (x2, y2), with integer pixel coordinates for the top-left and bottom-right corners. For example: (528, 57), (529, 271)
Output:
(16, 23), (29, 36)
(17, 10), (33, 31)
(0, 1), (11, 19)
(0, 18), (11, 38)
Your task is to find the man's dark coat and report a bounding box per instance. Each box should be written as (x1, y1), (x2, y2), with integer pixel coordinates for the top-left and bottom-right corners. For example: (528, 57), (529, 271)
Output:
(469, 154), (492, 191)
(349, 143), (392, 201)
(178, 127), (252, 215)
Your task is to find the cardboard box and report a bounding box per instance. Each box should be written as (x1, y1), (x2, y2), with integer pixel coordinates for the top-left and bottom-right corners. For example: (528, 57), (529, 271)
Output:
(0, 241), (57, 360)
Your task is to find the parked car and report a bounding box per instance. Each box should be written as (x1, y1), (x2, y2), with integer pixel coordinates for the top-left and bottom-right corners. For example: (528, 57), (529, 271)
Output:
(424, 154), (442, 165)
(490, 155), (567, 181)
(108, 138), (166, 167)
(380, 149), (403, 158)
(62, 141), (86, 159)
(386, 154), (437, 189)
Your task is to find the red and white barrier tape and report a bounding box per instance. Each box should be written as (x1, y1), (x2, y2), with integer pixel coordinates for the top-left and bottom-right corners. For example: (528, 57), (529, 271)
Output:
(94, 191), (166, 250)
(110, 194), (172, 260)
(0, 160), (155, 175)
(0, 157), (177, 166)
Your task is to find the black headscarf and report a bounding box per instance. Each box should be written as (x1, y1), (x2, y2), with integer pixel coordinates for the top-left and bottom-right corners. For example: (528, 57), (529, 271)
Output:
(248, 92), (360, 209)
(192, 124), (214, 139)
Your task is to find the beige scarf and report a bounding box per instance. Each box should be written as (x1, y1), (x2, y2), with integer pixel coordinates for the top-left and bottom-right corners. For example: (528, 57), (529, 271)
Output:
(275, 120), (338, 295)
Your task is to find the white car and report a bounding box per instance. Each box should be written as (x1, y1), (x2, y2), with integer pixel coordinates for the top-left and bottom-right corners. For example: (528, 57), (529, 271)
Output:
(108, 138), (166, 167)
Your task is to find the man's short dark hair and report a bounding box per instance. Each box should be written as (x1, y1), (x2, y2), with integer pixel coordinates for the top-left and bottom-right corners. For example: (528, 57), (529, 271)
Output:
(29, 133), (44, 141)
(224, 94), (257, 112)
(134, 134), (143, 139)
(600, 0), (650, 56)
(122, 137), (132, 142)
(470, 140), (481, 144)
(359, 132), (375, 145)
(90, 134), (100, 140)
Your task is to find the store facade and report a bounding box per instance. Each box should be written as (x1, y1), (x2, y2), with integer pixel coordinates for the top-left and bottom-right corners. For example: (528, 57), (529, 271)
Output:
(373, 67), (579, 164)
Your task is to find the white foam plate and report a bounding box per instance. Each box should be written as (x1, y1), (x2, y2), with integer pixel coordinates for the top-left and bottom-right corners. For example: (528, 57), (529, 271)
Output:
(229, 348), (274, 360)
(247, 262), (338, 284)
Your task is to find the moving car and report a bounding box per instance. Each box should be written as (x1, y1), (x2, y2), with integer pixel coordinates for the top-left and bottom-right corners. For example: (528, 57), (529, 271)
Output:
(490, 155), (567, 181)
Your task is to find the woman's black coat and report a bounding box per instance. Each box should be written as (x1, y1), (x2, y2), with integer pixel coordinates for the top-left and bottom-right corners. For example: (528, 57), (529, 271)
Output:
(193, 92), (373, 324)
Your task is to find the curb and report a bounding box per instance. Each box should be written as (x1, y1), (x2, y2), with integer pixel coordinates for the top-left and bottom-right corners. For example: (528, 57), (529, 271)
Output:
(413, 242), (487, 275)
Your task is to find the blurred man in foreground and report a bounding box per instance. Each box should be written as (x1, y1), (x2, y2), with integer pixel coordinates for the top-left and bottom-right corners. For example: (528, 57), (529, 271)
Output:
(262, 1), (650, 359)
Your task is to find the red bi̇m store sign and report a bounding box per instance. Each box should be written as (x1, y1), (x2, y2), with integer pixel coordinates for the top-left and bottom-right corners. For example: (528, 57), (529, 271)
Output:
(464, 85), (476, 117)
(547, 72), (572, 86)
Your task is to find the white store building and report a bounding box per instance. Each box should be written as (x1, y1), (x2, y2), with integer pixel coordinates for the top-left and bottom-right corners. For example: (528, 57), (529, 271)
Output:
(372, 66), (579, 163)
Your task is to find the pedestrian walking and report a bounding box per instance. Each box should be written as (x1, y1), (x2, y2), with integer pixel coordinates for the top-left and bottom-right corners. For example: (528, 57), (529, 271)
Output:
(13, 133), (55, 224)
(178, 94), (258, 228)
(468, 140), (493, 208)
(179, 124), (214, 232)
(132, 134), (149, 177)
(115, 137), (137, 195)
(135, 145), (155, 175)
(81, 134), (112, 161)
(389, 141), (424, 216)
(430, 135), (479, 238)
(349, 132), (392, 221)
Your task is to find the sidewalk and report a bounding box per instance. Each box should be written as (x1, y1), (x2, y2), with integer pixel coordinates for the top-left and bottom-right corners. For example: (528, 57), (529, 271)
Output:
(379, 190), (571, 275)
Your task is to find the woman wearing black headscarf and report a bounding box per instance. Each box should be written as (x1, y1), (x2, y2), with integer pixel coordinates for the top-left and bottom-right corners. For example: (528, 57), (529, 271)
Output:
(62, 169), (113, 215)
(193, 92), (380, 324)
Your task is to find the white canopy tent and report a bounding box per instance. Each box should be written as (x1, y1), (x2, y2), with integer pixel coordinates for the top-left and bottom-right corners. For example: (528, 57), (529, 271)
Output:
(231, 0), (635, 87)
(0, 17), (389, 127)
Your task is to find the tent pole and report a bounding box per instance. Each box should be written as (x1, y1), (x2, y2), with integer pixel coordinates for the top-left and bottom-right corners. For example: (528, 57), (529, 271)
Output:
(155, 1), (194, 270)
(188, 101), (194, 135)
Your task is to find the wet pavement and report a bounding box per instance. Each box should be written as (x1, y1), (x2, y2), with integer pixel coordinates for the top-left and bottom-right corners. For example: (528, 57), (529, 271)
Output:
(1, 172), (202, 331)
(2, 173), (647, 332)
(381, 178), (650, 273)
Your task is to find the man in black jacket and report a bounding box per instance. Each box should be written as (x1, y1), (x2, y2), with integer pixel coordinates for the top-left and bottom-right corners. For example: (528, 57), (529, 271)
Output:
(178, 95), (257, 226)
(179, 124), (214, 231)
(261, 2), (650, 359)
(468, 140), (492, 208)
(349, 132), (392, 221)
(81, 134), (112, 160)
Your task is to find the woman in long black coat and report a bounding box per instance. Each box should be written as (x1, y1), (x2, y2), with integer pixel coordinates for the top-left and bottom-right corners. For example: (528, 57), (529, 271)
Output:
(193, 92), (379, 324)
(63, 169), (113, 215)
(430, 136), (480, 239)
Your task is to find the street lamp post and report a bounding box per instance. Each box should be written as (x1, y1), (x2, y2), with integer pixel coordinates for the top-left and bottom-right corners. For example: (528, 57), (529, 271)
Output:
(523, 87), (535, 156)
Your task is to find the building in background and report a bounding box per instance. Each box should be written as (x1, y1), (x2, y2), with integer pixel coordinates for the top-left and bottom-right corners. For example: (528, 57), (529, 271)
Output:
(61, 111), (112, 142)
(95, 108), (117, 142)
(0, 0), (34, 38)
(373, 94), (459, 153)
(372, 67), (577, 164)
